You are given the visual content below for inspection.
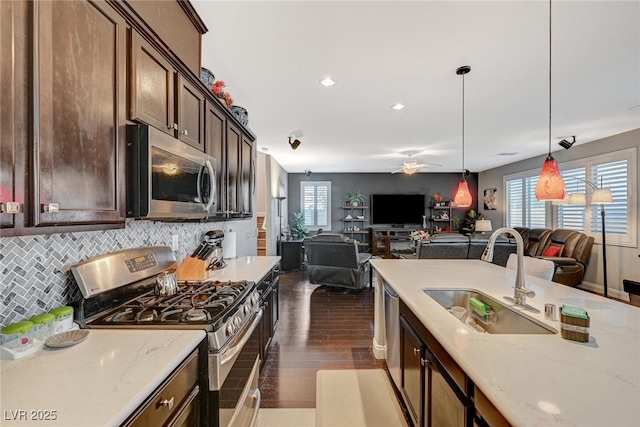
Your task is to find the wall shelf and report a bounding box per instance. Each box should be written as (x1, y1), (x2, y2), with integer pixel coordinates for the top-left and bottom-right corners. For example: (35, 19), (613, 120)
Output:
(342, 205), (370, 251)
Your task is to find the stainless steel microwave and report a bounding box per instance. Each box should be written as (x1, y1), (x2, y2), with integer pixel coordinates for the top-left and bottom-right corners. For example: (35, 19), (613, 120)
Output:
(126, 124), (216, 219)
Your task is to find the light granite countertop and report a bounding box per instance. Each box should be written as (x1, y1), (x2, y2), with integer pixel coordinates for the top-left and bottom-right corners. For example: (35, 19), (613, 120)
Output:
(206, 256), (280, 283)
(371, 258), (640, 427)
(0, 329), (205, 427)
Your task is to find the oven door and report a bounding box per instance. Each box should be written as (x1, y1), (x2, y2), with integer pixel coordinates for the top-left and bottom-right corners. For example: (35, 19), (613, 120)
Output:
(127, 124), (217, 219)
(210, 309), (262, 427)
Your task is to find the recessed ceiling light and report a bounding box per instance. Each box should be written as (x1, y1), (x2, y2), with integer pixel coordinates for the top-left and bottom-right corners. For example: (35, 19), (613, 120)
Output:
(319, 77), (336, 87)
(261, 147), (269, 152)
(498, 152), (518, 156)
(391, 103), (405, 111)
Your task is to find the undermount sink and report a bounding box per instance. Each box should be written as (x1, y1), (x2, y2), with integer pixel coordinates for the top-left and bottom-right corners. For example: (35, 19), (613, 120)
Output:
(423, 288), (557, 335)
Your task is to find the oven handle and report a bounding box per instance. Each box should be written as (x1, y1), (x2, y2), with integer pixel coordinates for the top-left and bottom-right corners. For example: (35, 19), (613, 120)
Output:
(248, 389), (261, 427)
(221, 308), (263, 366)
(204, 160), (216, 213)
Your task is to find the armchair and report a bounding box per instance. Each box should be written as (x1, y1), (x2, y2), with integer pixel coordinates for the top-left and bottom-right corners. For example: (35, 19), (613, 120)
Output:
(304, 234), (371, 290)
(534, 229), (594, 287)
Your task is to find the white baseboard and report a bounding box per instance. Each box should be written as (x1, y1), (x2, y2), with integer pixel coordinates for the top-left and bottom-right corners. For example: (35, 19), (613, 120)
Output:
(372, 338), (386, 359)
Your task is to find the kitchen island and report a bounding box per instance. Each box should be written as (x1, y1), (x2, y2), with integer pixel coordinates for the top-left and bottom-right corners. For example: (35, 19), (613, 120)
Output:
(0, 329), (205, 426)
(371, 258), (640, 426)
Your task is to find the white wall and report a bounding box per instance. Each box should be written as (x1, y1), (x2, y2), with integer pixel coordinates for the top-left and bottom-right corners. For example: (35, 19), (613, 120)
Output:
(479, 128), (640, 300)
(258, 154), (288, 256)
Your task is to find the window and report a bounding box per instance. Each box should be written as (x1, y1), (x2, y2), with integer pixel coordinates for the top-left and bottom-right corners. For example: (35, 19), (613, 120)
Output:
(557, 167), (587, 231)
(505, 147), (636, 247)
(300, 181), (331, 231)
(557, 150), (635, 246)
(505, 174), (547, 228)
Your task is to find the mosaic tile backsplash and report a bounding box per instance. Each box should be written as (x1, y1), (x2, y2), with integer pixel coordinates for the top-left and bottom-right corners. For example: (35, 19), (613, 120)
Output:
(0, 219), (254, 328)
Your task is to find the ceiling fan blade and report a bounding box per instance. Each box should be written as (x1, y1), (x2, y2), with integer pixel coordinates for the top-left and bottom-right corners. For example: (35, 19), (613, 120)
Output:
(390, 168), (404, 174)
(417, 163), (443, 168)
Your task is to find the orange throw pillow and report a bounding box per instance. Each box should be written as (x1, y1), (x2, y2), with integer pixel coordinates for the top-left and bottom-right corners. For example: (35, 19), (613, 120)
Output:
(543, 244), (563, 257)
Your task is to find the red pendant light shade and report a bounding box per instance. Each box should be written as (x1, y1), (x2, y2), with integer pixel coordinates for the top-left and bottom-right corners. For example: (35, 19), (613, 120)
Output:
(537, 0), (567, 201)
(454, 178), (472, 208)
(535, 155), (567, 201)
(453, 65), (473, 208)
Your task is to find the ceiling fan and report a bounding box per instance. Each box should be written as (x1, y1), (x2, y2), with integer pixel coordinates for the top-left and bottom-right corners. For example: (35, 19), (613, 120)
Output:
(390, 153), (442, 175)
(288, 129), (303, 150)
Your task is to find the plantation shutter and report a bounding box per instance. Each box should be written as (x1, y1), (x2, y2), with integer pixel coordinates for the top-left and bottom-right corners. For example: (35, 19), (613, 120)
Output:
(591, 159), (628, 236)
(300, 181), (331, 230)
(558, 167), (587, 232)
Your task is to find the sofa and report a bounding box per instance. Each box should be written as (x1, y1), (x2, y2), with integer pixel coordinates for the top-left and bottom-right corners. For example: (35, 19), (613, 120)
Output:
(417, 228), (594, 287)
(417, 233), (515, 267)
(303, 233), (372, 290)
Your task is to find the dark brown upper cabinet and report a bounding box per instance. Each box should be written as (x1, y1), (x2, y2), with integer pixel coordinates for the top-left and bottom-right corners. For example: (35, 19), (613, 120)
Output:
(31, 0), (127, 228)
(240, 135), (254, 216)
(0, 0), (25, 231)
(226, 122), (242, 216)
(130, 31), (176, 137)
(177, 74), (205, 151)
(130, 32), (205, 152)
(205, 100), (227, 217)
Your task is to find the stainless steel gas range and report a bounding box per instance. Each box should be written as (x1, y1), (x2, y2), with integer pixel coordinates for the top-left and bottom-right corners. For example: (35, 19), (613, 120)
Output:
(71, 246), (262, 427)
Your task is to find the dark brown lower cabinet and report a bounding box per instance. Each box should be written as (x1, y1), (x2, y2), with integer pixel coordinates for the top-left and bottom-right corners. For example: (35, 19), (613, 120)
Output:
(258, 266), (280, 368)
(124, 349), (201, 427)
(400, 301), (472, 427)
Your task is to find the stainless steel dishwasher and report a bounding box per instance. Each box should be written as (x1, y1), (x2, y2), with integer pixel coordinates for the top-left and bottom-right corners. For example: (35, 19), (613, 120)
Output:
(384, 281), (401, 389)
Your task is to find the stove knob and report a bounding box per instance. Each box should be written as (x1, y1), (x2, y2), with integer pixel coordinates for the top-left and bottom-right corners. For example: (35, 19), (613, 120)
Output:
(244, 304), (252, 315)
(234, 316), (242, 327)
(225, 323), (235, 336)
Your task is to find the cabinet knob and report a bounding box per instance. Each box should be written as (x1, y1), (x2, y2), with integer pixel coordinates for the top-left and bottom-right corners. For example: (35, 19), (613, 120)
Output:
(158, 397), (174, 410)
(413, 347), (420, 355)
(1, 201), (20, 214)
(181, 129), (189, 136)
(42, 203), (59, 213)
(168, 123), (178, 130)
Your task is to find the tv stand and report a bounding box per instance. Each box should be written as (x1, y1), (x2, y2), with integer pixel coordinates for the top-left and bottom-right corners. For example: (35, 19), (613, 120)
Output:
(370, 227), (423, 258)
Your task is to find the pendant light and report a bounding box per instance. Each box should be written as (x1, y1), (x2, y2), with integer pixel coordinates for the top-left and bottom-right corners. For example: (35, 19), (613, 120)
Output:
(535, 0), (567, 201)
(454, 65), (472, 208)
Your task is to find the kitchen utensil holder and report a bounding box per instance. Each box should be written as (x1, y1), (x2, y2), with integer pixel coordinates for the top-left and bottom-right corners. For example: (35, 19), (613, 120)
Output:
(176, 257), (208, 281)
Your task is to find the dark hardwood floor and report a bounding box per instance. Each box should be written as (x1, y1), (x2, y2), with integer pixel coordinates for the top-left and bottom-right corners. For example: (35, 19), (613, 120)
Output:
(259, 271), (386, 408)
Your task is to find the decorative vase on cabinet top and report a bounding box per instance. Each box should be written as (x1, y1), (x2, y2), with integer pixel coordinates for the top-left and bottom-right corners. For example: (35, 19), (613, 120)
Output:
(200, 67), (215, 90)
(230, 105), (249, 127)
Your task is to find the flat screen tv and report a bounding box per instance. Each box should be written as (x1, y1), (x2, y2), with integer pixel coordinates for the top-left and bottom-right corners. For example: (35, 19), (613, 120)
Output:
(371, 194), (425, 225)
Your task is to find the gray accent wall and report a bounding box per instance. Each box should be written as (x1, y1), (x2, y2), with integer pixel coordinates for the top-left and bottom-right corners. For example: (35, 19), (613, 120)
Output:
(478, 128), (640, 298)
(287, 172), (479, 238)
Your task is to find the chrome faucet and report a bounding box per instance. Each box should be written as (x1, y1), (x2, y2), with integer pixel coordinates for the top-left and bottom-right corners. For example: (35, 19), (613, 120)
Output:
(481, 227), (538, 312)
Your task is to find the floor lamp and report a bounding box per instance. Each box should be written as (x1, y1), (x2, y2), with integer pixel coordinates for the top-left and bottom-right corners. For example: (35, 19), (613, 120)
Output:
(276, 196), (286, 256)
(568, 178), (613, 297)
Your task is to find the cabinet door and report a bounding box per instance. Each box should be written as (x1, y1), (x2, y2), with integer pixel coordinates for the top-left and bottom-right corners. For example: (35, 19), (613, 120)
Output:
(270, 276), (279, 335)
(0, 0), (26, 230)
(34, 0), (126, 226)
(427, 361), (466, 427)
(130, 31), (176, 136)
(401, 317), (423, 427)
(226, 122), (241, 215)
(177, 74), (205, 151)
(259, 286), (273, 366)
(205, 100), (226, 215)
(239, 135), (253, 216)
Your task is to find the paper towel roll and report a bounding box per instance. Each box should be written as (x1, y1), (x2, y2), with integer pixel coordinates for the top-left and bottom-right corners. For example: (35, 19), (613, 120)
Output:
(223, 231), (237, 259)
